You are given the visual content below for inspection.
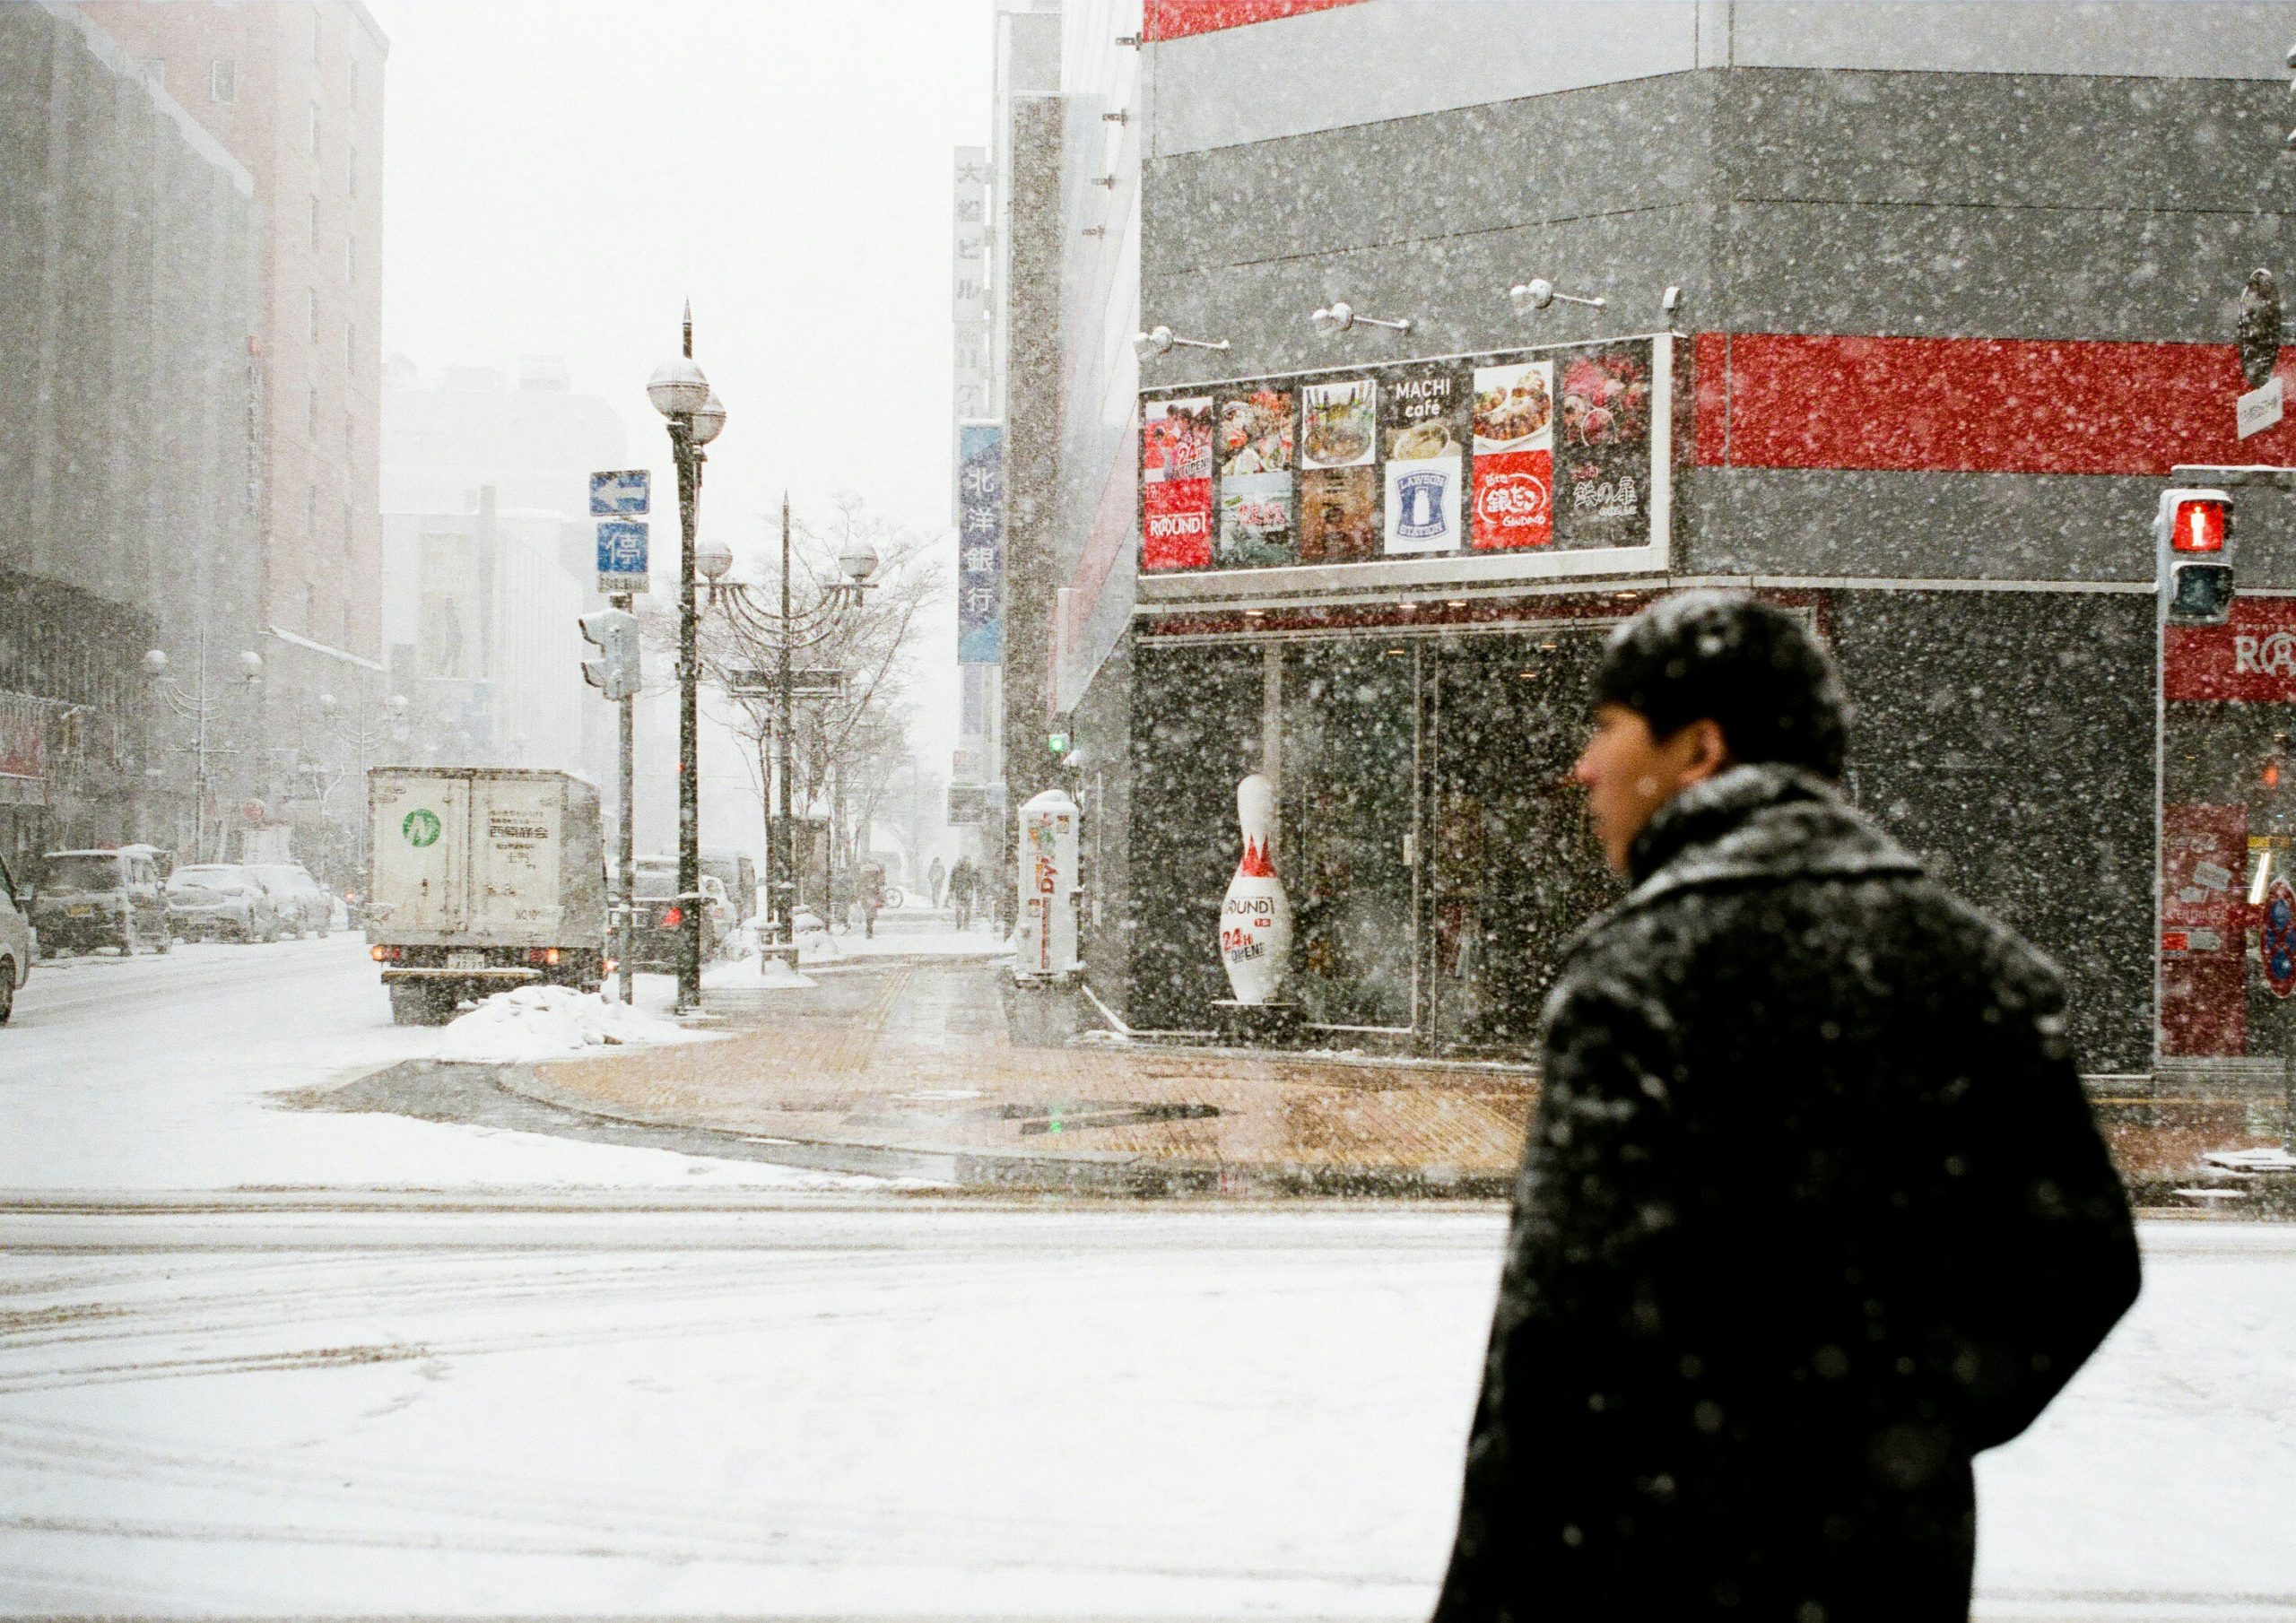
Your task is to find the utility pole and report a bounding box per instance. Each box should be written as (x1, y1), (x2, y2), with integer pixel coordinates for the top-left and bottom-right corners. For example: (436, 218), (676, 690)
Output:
(776, 492), (796, 952)
(616, 597), (636, 1004)
(579, 606), (642, 1002)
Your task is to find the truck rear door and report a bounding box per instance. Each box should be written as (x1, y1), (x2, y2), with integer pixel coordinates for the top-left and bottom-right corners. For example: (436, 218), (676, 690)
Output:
(470, 777), (563, 942)
(370, 774), (470, 933)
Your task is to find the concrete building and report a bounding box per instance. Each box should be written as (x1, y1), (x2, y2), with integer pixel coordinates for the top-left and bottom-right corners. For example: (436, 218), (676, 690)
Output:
(83, 0), (390, 858)
(996, 0), (2296, 1074)
(0, 2), (266, 870)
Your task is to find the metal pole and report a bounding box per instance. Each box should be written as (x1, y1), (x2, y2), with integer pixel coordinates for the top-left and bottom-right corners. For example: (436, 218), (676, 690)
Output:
(193, 624), (209, 864)
(673, 417), (702, 1013)
(776, 492), (796, 950)
(615, 594), (637, 1003)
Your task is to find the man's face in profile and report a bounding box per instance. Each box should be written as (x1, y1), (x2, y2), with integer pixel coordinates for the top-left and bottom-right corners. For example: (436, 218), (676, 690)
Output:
(1573, 703), (1730, 873)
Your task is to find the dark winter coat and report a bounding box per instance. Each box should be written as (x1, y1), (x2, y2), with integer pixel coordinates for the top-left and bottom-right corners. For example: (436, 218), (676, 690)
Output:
(1432, 763), (2140, 1623)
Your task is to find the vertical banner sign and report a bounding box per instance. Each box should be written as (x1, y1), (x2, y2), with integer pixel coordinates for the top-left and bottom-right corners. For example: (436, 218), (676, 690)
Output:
(1141, 397), (1214, 570)
(1471, 360), (1553, 549)
(595, 519), (650, 595)
(1215, 387), (1297, 567)
(957, 421), (1004, 664)
(1380, 365), (1466, 555)
(1553, 349), (1655, 548)
(2160, 803), (2248, 1056)
(952, 148), (993, 431)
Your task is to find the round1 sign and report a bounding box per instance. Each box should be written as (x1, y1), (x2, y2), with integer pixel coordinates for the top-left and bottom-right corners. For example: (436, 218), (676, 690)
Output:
(2264, 878), (2296, 999)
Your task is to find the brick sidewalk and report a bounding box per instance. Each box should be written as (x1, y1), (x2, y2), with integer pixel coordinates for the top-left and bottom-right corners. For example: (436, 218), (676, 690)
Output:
(504, 957), (1537, 1195)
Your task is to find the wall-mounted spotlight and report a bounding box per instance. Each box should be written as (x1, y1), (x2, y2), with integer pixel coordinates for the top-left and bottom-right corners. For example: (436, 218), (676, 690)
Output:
(1102, 109), (1129, 124)
(1309, 300), (1412, 339)
(1116, 32), (1141, 47)
(1662, 285), (1684, 316)
(1134, 325), (1231, 361)
(1091, 174), (1118, 188)
(1508, 277), (1606, 315)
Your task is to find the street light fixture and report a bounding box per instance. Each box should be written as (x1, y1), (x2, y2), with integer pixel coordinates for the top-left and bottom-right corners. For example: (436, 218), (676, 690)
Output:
(1508, 277), (1607, 315)
(144, 633), (265, 863)
(1309, 300), (1412, 339)
(648, 301), (718, 1015)
(700, 493), (877, 957)
(1133, 325), (1231, 361)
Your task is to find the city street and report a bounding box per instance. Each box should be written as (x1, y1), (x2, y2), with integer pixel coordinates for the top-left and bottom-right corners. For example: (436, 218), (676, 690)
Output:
(1, 941), (2292, 1617)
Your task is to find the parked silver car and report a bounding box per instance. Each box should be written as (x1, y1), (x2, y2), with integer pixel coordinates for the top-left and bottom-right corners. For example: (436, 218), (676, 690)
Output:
(0, 850), (30, 1024)
(247, 863), (333, 938)
(30, 847), (170, 957)
(165, 864), (284, 942)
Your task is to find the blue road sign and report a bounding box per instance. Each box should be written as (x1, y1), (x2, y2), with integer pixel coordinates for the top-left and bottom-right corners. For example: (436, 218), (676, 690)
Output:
(590, 470), (651, 516)
(596, 519), (649, 595)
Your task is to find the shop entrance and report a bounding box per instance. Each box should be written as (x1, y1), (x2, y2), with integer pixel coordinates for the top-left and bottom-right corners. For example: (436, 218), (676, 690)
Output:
(1277, 626), (1616, 1054)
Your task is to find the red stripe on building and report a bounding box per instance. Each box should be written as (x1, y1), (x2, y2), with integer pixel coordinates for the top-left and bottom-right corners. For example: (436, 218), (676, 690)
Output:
(1692, 331), (2296, 476)
(1143, 0), (1372, 44)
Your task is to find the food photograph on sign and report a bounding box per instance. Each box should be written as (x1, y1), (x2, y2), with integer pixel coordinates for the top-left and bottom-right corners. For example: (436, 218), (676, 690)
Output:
(1380, 366), (1466, 555)
(1300, 378), (1376, 469)
(1299, 468), (1379, 562)
(1217, 473), (1298, 568)
(1143, 396), (1214, 484)
(1217, 389), (1295, 477)
(1472, 359), (1553, 551)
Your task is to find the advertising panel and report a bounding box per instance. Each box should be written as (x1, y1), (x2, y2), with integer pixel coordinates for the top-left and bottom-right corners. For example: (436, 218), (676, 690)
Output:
(1138, 335), (1672, 581)
(1142, 397), (1214, 571)
(956, 421), (1004, 664)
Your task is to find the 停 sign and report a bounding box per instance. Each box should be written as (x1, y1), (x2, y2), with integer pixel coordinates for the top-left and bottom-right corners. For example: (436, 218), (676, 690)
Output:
(1139, 334), (1671, 585)
(957, 421), (1004, 664)
(595, 519), (649, 595)
(589, 470), (651, 516)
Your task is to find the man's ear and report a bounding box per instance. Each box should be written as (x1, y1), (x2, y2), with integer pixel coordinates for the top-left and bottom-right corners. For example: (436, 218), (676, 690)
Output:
(1679, 717), (1735, 785)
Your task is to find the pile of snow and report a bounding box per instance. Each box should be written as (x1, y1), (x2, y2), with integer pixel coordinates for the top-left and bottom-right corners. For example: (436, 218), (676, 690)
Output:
(433, 985), (717, 1064)
(701, 953), (817, 992)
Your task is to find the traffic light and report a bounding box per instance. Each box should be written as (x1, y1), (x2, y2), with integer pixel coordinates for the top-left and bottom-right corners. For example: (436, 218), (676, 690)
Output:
(2156, 487), (2235, 626)
(578, 608), (640, 700)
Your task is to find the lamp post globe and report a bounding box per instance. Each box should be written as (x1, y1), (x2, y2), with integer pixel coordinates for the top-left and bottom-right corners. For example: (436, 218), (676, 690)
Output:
(317, 692), (339, 718)
(689, 390), (727, 447)
(141, 648), (168, 678)
(695, 534), (734, 581)
(838, 537), (881, 585)
(239, 650), (264, 682)
(387, 693), (409, 717)
(647, 356), (710, 418)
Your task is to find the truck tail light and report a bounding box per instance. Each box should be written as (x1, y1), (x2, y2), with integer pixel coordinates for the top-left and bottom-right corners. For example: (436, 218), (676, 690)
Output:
(370, 944), (401, 961)
(525, 948), (562, 966)
(660, 906), (682, 928)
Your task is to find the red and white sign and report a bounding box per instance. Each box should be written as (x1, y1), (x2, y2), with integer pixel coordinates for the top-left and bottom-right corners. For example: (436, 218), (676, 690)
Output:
(2167, 597), (2296, 703)
(1471, 450), (1553, 550)
(1144, 479), (1213, 571)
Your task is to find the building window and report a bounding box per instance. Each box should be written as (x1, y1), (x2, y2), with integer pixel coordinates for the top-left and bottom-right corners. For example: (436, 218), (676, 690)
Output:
(307, 582), (317, 633)
(210, 57), (236, 103)
(310, 102), (321, 157)
(309, 288), (319, 343)
(348, 60), (357, 107)
(306, 482), (317, 537)
(345, 321), (355, 369)
(313, 10), (323, 64)
(308, 385), (319, 436)
(344, 502), (354, 555)
(345, 236), (356, 282)
(309, 196), (321, 252)
(346, 145), (357, 197)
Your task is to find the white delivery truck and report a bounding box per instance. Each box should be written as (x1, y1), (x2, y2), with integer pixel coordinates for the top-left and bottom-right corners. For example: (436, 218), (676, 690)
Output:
(365, 767), (607, 1025)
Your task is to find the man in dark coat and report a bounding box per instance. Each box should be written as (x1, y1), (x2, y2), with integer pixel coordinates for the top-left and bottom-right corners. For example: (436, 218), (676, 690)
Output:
(1433, 593), (2140, 1623)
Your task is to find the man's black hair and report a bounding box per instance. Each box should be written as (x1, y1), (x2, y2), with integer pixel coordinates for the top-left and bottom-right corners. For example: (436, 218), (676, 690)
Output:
(1592, 590), (1851, 779)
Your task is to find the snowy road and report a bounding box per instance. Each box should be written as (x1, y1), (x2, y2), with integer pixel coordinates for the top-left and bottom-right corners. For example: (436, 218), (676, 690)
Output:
(1, 935), (849, 1193)
(0, 1201), (2290, 1620)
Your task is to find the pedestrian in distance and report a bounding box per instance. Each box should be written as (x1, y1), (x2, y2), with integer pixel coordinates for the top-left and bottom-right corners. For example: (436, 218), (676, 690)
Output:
(858, 859), (885, 940)
(948, 855), (977, 933)
(928, 855), (946, 909)
(1433, 591), (2140, 1623)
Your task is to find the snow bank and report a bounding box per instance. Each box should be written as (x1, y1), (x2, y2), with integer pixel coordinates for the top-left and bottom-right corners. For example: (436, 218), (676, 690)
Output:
(701, 953), (817, 991)
(433, 985), (717, 1064)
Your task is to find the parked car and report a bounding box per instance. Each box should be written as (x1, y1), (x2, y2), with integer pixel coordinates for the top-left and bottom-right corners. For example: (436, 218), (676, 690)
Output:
(30, 848), (170, 957)
(246, 863), (333, 938)
(165, 864), (283, 942)
(622, 855), (726, 971)
(0, 850), (31, 1023)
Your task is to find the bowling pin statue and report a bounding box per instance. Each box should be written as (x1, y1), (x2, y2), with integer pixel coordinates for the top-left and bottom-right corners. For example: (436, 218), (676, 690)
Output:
(1220, 773), (1293, 1004)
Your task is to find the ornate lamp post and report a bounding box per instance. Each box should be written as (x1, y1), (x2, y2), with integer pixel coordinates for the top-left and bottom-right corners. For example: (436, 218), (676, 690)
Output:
(646, 304), (725, 1014)
(698, 494), (877, 954)
(142, 636), (263, 864)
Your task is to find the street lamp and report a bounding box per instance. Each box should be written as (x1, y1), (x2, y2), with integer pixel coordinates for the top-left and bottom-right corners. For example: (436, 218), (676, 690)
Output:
(1132, 325), (1231, 361)
(144, 631), (264, 863)
(700, 493), (877, 958)
(1309, 300), (1412, 339)
(648, 303), (721, 1015)
(1507, 277), (1606, 316)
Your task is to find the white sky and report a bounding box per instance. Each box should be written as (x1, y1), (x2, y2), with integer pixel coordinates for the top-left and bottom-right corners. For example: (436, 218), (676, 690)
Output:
(370, 0), (996, 776)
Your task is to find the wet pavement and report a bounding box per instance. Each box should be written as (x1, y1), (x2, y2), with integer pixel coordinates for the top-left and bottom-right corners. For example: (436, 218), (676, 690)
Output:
(499, 955), (1537, 1197)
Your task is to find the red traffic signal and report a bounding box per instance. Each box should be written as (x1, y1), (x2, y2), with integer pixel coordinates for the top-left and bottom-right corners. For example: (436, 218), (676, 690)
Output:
(659, 905), (683, 929)
(2169, 495), (2228, 553)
